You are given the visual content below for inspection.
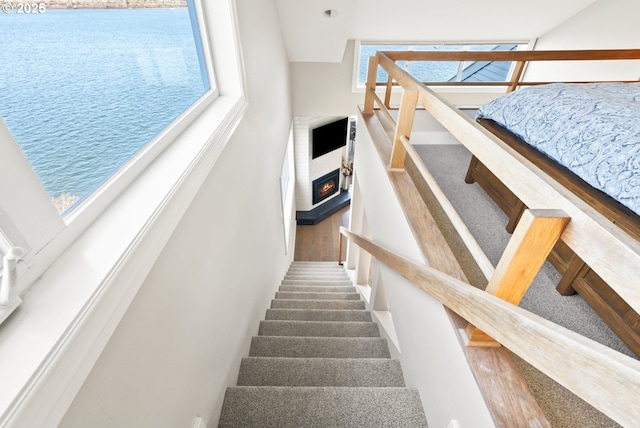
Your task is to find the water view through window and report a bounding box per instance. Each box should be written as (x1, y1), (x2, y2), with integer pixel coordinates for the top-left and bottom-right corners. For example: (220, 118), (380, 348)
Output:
(0, 6), (209, 213)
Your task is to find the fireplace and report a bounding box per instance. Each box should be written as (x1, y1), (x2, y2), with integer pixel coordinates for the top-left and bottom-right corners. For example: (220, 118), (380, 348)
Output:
(312, 169), (340, 205)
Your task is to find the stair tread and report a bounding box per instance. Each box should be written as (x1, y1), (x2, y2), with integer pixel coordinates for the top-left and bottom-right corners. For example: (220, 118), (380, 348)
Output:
(265, 308), (372, 322)
(275, 291), (360, 300)
(279, 285), (355, 293)
(238, 357), (405, 387)
(249, 336), (391, 358)
(282, 279), (353, 285)
(218, 386), (428, 428)
(271, 299), (366, 310)
(258, 320), (379, 337)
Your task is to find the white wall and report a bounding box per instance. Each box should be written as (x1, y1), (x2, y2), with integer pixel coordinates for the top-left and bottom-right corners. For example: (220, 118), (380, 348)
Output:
(525, 0), (640, 81)
(290, 41), (363, 117)
(59, 1), (295, 427)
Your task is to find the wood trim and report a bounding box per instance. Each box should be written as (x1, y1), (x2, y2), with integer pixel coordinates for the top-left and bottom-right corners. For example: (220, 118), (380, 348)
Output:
(376, 80), (640, 87)
(400, 136), (494, 280)
(384, 76), (394, 107)
(382, 49), (640, 62)
(363, 55), (379, 113)
(467, 209), (570, 344)
(507, 61), (526, 93)
(340, 227), (640, 427)
(389, 90), (418, 169)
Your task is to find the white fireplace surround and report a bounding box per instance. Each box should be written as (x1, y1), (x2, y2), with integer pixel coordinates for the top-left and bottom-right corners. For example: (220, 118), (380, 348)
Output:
(294, 116), (348, 212)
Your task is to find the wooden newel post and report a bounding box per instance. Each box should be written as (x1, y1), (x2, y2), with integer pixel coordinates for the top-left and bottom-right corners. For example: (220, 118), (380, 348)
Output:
(389, 89), (419, 170)
(466, 209), (570, 346)
(338, 231), (344, 266)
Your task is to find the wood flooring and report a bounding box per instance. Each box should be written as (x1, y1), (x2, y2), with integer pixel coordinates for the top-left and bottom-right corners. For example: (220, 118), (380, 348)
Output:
(294, 206), (350, 261)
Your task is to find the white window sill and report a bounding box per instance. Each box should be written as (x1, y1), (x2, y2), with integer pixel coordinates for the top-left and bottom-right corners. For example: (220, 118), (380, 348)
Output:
(0, 94), (247, 428)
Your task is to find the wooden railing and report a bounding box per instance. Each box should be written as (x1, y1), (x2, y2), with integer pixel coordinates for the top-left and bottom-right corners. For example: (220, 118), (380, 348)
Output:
(372, 49), (640, 94)
(364, 49), (640, 317)
(349, 48), (640, 426)
(338, 227), (640, 426)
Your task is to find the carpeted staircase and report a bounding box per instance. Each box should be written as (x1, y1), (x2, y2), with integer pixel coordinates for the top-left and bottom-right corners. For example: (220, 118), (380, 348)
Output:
(218, 261), (428, 427)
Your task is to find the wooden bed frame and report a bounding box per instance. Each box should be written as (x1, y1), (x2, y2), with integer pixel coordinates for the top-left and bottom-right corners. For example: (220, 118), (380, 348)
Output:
(465, 118), (640, 356)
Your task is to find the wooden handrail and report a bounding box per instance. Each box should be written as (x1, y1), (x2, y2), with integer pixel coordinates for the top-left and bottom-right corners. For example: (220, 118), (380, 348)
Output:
(339, 226), (640, 427)
(381, 48), (640, 62)
(398, 135), (494, 279)
(367, 49), (640, 96)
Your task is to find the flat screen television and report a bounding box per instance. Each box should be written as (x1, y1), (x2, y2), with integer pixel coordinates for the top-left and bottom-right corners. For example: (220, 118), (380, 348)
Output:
(311, 117), (348, 159)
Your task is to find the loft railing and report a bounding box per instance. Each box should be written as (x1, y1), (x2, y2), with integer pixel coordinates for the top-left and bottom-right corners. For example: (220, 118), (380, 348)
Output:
(363, 48), (640, 315)
(370, 49), (640, 97)
(338, 227), (640, 426)
(349, 48), (640, 426)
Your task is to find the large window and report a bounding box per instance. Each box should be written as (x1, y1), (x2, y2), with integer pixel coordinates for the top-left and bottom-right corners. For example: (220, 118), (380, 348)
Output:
(0, 0), (219, 299)
(0, 0), (243, 422)
(355, 42), (527, 87)
(0, 2), (211, 215)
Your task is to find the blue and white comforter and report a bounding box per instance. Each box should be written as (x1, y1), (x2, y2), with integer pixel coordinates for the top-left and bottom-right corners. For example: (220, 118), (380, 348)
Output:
(476, 82), (640, 216)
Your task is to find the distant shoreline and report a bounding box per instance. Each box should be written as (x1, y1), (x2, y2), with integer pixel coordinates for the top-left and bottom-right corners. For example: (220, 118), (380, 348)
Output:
(45, 1), (187, 8)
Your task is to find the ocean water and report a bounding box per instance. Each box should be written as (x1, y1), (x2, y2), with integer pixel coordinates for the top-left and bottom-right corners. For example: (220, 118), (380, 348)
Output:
(0, 9), (207, 202)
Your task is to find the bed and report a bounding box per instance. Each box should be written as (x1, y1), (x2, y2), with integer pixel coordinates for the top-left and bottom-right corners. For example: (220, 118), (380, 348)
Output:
(464, 82), (640, 356)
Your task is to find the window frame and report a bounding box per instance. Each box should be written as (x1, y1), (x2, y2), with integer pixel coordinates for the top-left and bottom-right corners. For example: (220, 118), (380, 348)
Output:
(0, 0), (220, 296)
(0, 0), (247, 425)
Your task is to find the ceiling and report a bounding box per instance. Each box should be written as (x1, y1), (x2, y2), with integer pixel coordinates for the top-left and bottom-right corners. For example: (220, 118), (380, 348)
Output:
(275, 0), (599, 63)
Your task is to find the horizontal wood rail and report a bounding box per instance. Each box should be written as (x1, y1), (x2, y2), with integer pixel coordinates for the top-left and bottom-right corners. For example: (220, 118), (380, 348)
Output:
(339, 226), (640, 427)
(364, 49), (640, 108)
(398, 135), (494, 280)
(382, 49), (640, 62)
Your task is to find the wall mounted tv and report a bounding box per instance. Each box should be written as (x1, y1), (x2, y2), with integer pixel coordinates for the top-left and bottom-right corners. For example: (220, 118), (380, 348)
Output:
(311, 117), (349, 159)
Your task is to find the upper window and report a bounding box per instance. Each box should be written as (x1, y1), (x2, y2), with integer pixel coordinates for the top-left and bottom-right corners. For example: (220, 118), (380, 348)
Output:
(0, 2), (212, 215)
(355, 42), (527, 87)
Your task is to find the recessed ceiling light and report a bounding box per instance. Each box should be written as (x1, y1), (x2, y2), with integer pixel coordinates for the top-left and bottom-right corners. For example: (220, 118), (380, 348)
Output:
(323, 9), (338, 18)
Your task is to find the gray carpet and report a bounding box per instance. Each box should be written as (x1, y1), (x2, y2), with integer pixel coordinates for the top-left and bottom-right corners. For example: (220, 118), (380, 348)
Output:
(218, 262), (428, 428)
(413, 143), (628, 428)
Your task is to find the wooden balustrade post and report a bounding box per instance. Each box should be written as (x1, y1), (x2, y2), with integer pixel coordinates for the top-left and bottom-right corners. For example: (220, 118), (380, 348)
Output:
(507, 60), (526, 93)
(389, 89), (419, 170)
(466, 209), (570, 346)
(338, 231), (344, 266)
(363, 56), (379, 113)
(384, 75), (394, 108)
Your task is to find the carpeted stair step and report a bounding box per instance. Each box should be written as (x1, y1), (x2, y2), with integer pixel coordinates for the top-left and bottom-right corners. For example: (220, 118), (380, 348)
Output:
(285, 272), (347, 278)
(278, 285), (354, 293)
(258, 320), (380, 337)
(265, 308), (372, 322)
(287, 266), (344, 272)
(218, 386), (428, 428)
(275, 291), (360, 300)
(270, 299), (366, 310)
(282, 279), (352, 286)
(249, 336), (391, 358)
(237, 357), (405, 387)
(286, 269), (347, 275)
(284, 275), (350, 282)
(285, 270), (349, 277)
